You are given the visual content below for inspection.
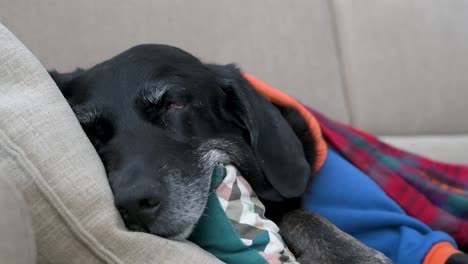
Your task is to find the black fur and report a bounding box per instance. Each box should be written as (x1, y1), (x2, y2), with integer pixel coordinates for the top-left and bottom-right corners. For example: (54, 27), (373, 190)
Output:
(279, 210), (391, 264)
(50, 44), (393, 263)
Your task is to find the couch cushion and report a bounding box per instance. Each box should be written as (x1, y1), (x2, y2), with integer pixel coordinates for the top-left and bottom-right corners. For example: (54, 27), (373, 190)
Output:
(0, 0), (350, 123)
(332, 0), (468, 135)
(380, 135), (468, 165)
(0, 23), (221, 264)
(0, 162), (36, 264)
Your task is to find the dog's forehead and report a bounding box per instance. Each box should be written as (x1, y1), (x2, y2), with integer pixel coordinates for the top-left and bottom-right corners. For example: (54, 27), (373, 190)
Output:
(112, 44), (206, 73)
(74, 45), (222, 114)
(101, 47), (212, 87)
(122, 44), (200, 61)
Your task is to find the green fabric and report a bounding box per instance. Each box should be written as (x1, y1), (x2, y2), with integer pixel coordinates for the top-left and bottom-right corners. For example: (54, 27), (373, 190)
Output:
(189, 166), (268, 264)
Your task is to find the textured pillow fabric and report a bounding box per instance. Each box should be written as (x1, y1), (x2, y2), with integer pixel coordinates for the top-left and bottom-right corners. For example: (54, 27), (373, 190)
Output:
(0, 166), (36, 264)
(0, 23), (221, 264)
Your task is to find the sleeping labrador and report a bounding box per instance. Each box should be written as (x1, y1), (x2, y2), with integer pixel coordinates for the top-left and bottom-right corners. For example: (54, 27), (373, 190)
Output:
(49, 44), (392, 263)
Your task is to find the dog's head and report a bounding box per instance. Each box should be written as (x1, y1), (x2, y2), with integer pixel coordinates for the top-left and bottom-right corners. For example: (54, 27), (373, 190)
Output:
(50, 44), (317, 239)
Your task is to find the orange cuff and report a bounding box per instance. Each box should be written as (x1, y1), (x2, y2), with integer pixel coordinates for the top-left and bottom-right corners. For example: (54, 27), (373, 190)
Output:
(243, 73), (327, 173)
(423, 242), (460, 264)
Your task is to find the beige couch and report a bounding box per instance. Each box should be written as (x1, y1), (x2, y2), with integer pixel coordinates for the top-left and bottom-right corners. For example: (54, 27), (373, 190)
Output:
(1, 0), (467, 164)
(1, 1), (467, 263)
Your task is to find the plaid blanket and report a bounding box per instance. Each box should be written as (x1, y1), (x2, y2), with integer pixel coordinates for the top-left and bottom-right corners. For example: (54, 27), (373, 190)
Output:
(190, 164), (298, 264)
(244, 74), (468, 251)
(311, 109), (468, 251)
(216, 165), (298, 263)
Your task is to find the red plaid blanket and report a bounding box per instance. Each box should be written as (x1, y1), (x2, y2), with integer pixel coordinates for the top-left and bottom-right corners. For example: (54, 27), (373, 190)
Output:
(310, 109), (468, 251)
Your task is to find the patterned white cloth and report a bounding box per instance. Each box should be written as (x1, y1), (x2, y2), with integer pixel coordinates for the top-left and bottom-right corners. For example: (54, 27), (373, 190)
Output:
(216, 165), (299, 264)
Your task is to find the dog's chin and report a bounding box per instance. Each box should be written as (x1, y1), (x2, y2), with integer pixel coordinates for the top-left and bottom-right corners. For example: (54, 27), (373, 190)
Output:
(165, 225), (195, 241)
(147, 221), (196, 241)
(144, 196), (209, 241)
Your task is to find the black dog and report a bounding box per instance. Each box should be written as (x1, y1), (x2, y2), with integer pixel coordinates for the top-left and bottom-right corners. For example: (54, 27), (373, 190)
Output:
(50, 44), (395, 263)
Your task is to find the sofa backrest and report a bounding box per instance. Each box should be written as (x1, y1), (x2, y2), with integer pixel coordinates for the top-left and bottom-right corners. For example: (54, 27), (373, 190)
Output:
(1, 0), (467, 136)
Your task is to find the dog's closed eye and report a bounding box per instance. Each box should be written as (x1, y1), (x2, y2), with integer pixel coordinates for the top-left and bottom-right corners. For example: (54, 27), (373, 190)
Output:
(137, 84), (191, 127)
(167, 103), (185, 110)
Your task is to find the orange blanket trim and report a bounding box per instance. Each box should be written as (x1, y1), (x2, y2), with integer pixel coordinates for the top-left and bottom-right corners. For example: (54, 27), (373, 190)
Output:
(423, 242), (460, 264)
(243, 73), (327, 173)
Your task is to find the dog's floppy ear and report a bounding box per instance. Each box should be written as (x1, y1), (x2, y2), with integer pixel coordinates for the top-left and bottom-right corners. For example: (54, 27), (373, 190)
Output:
(208, 64), (311, 202)
(48, 68), (85, 101)
(275, 105), (318, 170)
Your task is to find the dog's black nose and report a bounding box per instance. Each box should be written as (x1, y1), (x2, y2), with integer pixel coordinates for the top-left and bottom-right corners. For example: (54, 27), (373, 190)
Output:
(114, 184), (163, 229)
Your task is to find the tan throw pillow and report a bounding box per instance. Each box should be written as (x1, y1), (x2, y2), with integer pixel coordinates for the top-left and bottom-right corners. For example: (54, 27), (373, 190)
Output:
(0, 163), (36, 264)
(0, 23), (221, 264)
